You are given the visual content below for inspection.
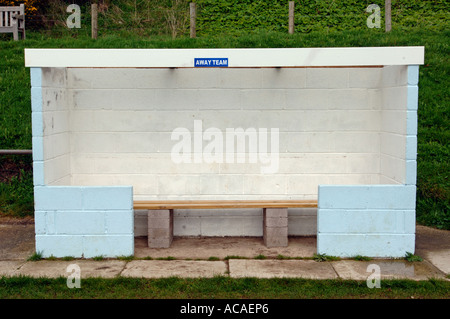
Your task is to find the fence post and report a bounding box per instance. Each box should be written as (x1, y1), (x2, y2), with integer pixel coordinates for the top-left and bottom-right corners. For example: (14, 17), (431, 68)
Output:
(385, 0), (391, 32)
(190, 2), (196, 38)
(91, 3), (98, 39)
(288, 1), (295, 34)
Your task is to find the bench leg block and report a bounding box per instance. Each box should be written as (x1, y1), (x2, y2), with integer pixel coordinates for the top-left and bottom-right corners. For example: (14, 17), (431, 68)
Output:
(148, 209), (173, 248)
(263, 208), (288, 247)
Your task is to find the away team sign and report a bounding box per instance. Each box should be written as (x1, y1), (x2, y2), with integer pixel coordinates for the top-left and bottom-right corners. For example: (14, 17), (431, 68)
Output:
(194, 58), (228, 67)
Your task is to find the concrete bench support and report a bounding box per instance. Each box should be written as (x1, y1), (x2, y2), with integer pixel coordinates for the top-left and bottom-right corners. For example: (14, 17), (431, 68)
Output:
(148, 209), (173, 248)
(263, 208), (288, 247)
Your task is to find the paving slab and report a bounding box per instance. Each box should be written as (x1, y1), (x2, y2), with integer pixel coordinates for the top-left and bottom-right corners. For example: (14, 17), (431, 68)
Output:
(423, 250), (450, 275)
(121, 260), (228, 278)
(229, 259), (338, 279)
(15, 260), (126, 278)
(332, 260), (447, 281)
(0, 260), (27, 277)
(134, 236), (316, 259)
(0, 222), (35, 260)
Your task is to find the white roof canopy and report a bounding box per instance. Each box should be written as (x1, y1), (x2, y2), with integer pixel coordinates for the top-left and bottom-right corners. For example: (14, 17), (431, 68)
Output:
(24, 47), (424, 68)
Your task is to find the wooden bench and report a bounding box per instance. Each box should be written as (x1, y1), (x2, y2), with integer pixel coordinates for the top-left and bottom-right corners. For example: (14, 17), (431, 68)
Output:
(133, 200), (318, 248)
(0, 4), (25, 41)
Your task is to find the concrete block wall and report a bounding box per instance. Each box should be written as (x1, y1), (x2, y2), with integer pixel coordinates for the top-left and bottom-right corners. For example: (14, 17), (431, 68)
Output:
(379, 65), (418, 185)
(30, 68), (134, 258)
(316, 65), (419, 257)
(34, 186), (134, 258)
(67, 67), (384, 237)
(37, 68), (71, 186)
(31, 62), (419, 256)
(68, 67), (382, 200)
(317, 185), (416, 257)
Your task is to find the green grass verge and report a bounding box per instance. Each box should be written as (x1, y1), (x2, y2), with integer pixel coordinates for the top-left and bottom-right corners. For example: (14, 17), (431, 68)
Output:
(0, 276), (449, 299)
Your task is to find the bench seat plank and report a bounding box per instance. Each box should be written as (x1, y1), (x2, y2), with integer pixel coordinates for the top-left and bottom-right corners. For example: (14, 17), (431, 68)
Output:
(134, 200), (318, 210)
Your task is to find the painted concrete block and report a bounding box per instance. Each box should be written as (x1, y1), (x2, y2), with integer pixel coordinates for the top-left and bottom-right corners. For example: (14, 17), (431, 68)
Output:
(382, 110), (406, 134)
(35, 235), (84, 258)
(31, 87), (43, 112)
(31, 112), (43, 137)
(240, 89), (285, 110)
(30, 67), (42, 88)
(43, 111), (70, 136)
(380, 154), (406, 184)
(381, 65), (407, 88)
(82, 235), (134, 258)
(382, 87), (407, 110)
(407, 85), (419, 110)
(261, 68), (306, 89)
(405, 160), (417, 186)
(34, 186), (83, 211)
(306, 68), (349, 89)
(54, 211), (105, 235)
(34, 211), (47, 235)
(348, 68), (382, 88)
(42, 67), (67, 88)
(407, 65), (419, 85)
(32, 161), (45, 186)
(318, 185), (416, 210)
(317, 234), (415, 258)
(82, 186), (133, 210)
(106, 211), (134, 234)
(219, 68), (263, 89)
(285, 89), (330, 110)
(318, 209), (415, 234)
(32, 136), (44, 162)
(405, 136), (417, 160)
(44, 155), (70, 185)
(406, 111), (418, 136)
(44, 133), (70, 160)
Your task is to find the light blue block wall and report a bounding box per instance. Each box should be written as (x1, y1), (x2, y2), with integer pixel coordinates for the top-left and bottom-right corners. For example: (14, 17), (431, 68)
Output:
(34, 186), (134, 258)
(317, 185), (416, 257)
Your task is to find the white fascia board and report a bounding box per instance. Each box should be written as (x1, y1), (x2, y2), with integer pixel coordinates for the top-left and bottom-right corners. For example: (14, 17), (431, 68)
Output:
(24, 47), (424, 68)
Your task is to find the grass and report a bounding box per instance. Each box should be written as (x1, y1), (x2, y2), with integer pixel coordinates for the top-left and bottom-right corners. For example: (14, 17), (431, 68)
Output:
(0, 27), (448, 229)
(0, 276), (448, 299)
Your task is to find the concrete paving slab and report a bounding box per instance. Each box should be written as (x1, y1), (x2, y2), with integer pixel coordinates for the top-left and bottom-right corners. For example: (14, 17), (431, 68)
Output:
(0, 261), (27, 277)
(121, 260), (227, 278)
(424, 250), (450, 275)
(229, 259), (338, 279)
(15, 260), (126, 278)
(0, 222), (35, 260)
(332, 260), (447, 281)
(134, 236), (316, 259)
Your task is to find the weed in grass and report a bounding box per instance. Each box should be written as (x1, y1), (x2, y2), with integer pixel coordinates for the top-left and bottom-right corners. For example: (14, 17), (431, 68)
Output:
(46, 255), (58, 261)
(117, 255), (135, 261)
(405, 252), (423, 262)
(254, 254), (266, 260)
(353, 255), (372, 261)
(207, 257), (220, 261)
(142, 256), (153, 260)
(92, 255), (105, 261)
(61, 256), (75, 261)
(156, 256), (176, 260)
(276, 254), (290, 260)
(27, 251), (43, 261)
(313, 254), (341, 262)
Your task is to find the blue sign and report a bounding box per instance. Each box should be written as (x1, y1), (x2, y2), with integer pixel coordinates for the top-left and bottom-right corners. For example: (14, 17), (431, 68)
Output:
(194, 58), (228, 67)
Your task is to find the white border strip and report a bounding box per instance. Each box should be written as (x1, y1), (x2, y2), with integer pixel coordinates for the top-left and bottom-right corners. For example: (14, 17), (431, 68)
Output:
(24, 47), (424, 68)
